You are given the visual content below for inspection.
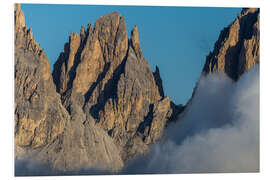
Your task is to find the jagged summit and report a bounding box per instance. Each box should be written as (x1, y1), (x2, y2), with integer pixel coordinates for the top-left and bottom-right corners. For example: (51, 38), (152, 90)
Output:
(182, 8), (260, 123)
(240, 8), (257, 16)
(52, 10), (180, 162)
(14, 4), (44, 56)
(14, 3), (69, 153)
(203, 8), (259, 80)
(14, 4), (25, 29)
(130, 25), (143, 59)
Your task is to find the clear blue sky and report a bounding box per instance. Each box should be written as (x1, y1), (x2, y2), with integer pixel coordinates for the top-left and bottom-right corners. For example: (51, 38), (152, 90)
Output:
(21, 4), (241, 105)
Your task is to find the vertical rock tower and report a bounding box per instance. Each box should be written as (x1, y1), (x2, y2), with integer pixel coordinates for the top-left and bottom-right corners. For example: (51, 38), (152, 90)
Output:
(203, 8), (260, 80)
(52, 11), (180, 162)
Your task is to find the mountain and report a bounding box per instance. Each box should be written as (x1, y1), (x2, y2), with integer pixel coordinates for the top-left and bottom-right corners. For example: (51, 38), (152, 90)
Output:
(14, 3), (70, 157)
(203, 8), (260, 80)
(14, 4), (259, 175)
(14, 4), (182, 173)
(180, 8), (260, 127)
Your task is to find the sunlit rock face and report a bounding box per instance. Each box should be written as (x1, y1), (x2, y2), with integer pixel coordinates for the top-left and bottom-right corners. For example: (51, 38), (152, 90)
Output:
(52, 10), (182, 162)
(14, 3), (69, 150)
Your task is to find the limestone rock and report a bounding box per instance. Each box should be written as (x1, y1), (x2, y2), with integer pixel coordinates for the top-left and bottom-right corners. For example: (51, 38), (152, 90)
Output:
(14, 4), (25, 30)
(203, 8), (260, 80)
(52, 12), (182, 163)
(53, 12), (128, 97)
(15, 5), (124, 172)
(130, 25), (143, 59)
(14, 4), (69, 150)
(153, 66), (165, 98)
(181, 8), (260, 130)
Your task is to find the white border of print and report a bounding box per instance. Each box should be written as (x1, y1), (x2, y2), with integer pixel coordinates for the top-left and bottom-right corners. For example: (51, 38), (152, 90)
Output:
(1, 0), (268, 180)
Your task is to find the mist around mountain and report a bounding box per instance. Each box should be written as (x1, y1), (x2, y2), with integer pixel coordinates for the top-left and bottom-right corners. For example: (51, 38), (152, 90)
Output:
(14, 4), (259, 176)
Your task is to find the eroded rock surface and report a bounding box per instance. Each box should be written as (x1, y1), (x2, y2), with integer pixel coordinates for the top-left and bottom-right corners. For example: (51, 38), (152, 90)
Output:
(15, 4), (124, 172)
(181, 8), (260, 125)
(203, 8), (260, 80)
(52, 11), (181, 162)
(15, 3), (68, 150)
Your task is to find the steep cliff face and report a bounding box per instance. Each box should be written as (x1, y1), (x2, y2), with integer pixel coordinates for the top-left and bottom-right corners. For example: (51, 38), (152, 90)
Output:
(15, 4), (124, 172)
(14, 4), (69, 151)
(203, 8), (260, 80)
(181, 8), (260, 122)
(15, 4), (182, 173)
(52, 12), (180, 162)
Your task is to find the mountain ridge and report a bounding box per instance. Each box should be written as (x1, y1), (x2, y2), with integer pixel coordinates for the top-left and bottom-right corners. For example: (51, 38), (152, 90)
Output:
(14, 4), (259, 175)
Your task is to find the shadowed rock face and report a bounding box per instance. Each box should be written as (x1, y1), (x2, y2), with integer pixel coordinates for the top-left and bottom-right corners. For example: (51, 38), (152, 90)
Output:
(15, 4), (181, 173)
(203, 8), (260, 80)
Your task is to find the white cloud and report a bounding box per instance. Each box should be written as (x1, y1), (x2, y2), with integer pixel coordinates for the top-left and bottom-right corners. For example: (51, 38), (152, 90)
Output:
(122, 65), (259, 174)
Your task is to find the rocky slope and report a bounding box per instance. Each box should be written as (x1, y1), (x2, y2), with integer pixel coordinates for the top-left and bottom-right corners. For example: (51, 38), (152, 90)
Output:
(203, 8), (260, 80)
(14, 4), (182, 173)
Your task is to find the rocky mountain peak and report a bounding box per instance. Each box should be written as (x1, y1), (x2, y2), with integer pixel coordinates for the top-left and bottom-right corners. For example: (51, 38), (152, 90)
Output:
(14, 3), (69, 153)
(153, 66), (165, 98)
(203, 8), (259, 80)
(14, 4), (43, 56)
(183, 8), (260, 123)
(14, 4), (25, 30)
(15, 6), (127, 172)
(131, 25), (143, 59)
(240, 8), (257, 17)
(51, 10), (182, 163)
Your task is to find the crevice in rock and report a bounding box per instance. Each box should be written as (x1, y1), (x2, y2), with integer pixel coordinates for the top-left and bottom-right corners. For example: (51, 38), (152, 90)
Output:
(136, 104), (154, 141)
(88, 41), (131, 120)
(66, 30), (90, 92)
(153, 66), (165, 99)
(225, 9), (259, 81)
(83, 62), (111, 106)
(52, 28), (90, 94)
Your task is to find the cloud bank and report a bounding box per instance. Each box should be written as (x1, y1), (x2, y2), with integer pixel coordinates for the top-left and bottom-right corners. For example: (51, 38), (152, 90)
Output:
(122, 65), (259, 174)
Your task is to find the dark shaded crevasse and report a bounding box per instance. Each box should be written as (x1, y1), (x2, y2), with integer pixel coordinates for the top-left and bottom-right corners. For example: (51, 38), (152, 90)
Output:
(153, 66), (165, 99)
(88, 41), (131, 120)
(52, 28), (90, 94)
(225, 9), (259, 81)
(137, 103), (154, 140)
(66, 29), (90, 91)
